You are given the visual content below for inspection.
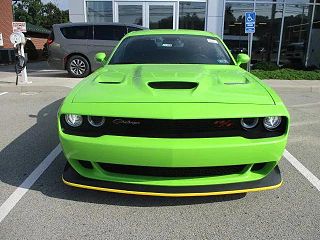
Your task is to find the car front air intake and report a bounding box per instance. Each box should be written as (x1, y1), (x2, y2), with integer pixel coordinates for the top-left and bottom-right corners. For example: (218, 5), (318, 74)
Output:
(148, 81), (198, 89)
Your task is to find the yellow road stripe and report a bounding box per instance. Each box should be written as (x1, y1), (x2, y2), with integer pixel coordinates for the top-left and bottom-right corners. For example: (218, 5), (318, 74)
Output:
(62, 177), (283, 197)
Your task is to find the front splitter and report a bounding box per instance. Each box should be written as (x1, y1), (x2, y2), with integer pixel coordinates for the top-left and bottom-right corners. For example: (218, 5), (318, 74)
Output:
(62, 163), (282, 197)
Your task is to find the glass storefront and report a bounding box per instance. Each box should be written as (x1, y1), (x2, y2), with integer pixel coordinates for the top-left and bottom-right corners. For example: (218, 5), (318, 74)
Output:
(280, 4), (312, 67)
(252, 3), (283, 64)
(224, 0), (320, 69)
(85, 1), (206, 30)
(83, 0), (320, 69)
(148, 4), (175, 29)
(118, 5), (143, 25)
(308, 5), (320, 68)
(86, 1), (113, 23)
(179, 2), (206, 30)
(224, 3), (254, 55)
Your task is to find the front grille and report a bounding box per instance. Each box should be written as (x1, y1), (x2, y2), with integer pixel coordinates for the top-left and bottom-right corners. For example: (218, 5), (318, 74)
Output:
(98, 163), (247, 177)
(61, 116), (288, 139)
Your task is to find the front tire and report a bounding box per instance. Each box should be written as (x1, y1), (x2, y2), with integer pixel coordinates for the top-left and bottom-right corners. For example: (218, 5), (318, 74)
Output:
(66, 55), (90, 78)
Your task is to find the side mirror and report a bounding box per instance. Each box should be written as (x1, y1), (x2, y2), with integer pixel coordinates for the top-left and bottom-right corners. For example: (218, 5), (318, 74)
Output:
(95, 52), (107, 63)
(236, 53), (250, 66)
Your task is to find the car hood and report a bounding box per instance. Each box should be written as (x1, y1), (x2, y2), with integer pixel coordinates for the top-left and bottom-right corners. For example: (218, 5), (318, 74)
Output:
(72, 64), (274, 105)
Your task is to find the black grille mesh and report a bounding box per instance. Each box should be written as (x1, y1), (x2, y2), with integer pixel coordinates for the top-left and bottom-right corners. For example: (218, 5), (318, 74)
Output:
(99, 163), (247, 177)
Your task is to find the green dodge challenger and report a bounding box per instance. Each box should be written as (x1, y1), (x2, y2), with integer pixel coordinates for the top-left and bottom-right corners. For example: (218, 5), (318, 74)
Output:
(59, 30), (290, 197)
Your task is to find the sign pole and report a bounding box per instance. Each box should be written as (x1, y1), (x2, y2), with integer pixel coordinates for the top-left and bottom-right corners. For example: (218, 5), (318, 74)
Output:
(247, 34), (250, 72)
(247, 33), (253, 72)
(19, 44), (29, 84)
(245, 12), (256, 72)
(10, 31), (31, 85)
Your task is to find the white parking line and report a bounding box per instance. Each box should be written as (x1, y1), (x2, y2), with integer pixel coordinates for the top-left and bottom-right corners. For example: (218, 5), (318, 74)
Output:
(284, 149), (320, 192)
(0, 145), (318, 223)
(0, 92), (8, 96)
(38, 70), (63, 72)
(0, 144), (62, 223)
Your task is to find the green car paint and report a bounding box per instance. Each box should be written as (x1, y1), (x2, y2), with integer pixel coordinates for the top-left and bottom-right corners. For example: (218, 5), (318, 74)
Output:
(59, 30), (290, 195)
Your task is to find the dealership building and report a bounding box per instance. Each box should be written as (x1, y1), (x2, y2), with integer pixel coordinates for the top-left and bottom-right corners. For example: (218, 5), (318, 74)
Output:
(70, 0), (320, 68)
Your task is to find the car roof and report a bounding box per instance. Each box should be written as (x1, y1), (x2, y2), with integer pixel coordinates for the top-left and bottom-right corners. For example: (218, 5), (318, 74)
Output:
(125, 29), (220, 39)
(53, 22), (146, 29)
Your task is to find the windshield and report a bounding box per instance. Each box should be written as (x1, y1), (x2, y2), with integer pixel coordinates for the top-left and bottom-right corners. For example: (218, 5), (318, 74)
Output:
(109, 35), (234, 65)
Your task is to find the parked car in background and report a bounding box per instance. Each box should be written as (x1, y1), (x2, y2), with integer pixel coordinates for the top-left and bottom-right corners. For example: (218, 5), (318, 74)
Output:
(47, 23), (146, 78)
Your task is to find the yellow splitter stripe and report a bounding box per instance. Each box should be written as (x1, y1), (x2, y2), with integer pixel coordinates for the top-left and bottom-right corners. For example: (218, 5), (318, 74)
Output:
(62, 177), (283, 197)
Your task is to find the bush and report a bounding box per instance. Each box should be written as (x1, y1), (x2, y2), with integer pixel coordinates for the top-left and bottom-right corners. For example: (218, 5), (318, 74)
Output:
(24, 40), (39, 61)
(253, 62), (280, 71)
(251, 68), (320, 80)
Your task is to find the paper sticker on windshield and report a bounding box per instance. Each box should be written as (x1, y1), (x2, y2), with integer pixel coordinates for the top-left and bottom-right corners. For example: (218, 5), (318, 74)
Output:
(207, 39), (218, 44)
(218, 59), (229, 64)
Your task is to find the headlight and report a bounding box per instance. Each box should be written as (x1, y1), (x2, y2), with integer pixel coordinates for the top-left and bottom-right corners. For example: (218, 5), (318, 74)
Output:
(65, 114), (83, 127)
(240, 118), (259, 129)
(263, 116), (282, 131)
(88, 116), (105, 127)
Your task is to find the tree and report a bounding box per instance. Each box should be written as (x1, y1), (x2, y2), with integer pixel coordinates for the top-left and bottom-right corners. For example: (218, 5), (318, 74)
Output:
(41, 2), (69, 29)
(13, 0), (69, 29)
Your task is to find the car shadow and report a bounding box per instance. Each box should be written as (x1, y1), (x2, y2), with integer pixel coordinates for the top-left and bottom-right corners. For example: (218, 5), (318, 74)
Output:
(0, 98), (246, 207)
(27, 72), (72, 78)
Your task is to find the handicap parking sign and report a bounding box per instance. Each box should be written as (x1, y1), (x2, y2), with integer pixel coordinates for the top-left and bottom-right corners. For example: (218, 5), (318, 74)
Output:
(245, 12), (256, 34)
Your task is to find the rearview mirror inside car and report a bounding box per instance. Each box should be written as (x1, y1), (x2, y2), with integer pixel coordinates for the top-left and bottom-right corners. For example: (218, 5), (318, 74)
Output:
(95, 52), (107, 64)
(236, 53), (250, 66)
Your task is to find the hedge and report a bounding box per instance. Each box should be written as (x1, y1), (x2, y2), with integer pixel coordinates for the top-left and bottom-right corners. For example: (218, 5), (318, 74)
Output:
(251, 69), (320, 80)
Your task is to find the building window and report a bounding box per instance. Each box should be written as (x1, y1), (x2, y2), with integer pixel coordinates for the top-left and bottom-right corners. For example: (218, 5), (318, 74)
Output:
(86, 1), (113, 23)
(118, 5), (143, 26)
(223, 3), (254, 56)
(179, 2), (206, 30)
(252, 3), (283, 64)
(149, 5), (174, 29)
(308, 5), (320, 68)
(280, 4), (313, 68)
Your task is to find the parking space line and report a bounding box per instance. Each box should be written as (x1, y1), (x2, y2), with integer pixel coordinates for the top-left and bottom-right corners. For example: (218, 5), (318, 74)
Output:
(0, 92), (8, 96)
(284, 149), (320, 192)
(0, 145), (318, 223)
(0, 144), (62, 223)
(38, 70), (63, 72)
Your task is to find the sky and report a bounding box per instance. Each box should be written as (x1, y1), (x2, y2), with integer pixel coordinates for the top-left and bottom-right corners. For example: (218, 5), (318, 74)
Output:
(41, 0), (68, 10)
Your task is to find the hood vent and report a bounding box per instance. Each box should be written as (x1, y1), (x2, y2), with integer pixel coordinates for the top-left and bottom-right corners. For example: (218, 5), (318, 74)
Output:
(98, 81), (121, 84)
(148, 81), (198, 90)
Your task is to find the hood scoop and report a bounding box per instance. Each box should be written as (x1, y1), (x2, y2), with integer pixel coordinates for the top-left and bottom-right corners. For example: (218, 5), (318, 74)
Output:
(95, 71), (125, 84)
(148, 81), (198, 90)
(216, 71), (251, 85)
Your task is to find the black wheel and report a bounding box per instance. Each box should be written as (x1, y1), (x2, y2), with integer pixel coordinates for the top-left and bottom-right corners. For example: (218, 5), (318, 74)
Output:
(66, 55), (90, 78)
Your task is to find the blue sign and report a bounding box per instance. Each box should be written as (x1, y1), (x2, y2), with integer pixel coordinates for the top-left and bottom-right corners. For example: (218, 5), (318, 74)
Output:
(245, 12), (256, 33)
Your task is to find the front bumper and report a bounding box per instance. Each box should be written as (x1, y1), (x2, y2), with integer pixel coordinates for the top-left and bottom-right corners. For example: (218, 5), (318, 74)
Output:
(62, 163), (282, 197)
(59, 132), (286, 189)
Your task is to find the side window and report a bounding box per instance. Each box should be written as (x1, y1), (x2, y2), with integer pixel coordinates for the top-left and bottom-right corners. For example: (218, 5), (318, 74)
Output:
(94, 25), (127, 41)
(127, 27), (142, 33)
(60, 26), (93, 39)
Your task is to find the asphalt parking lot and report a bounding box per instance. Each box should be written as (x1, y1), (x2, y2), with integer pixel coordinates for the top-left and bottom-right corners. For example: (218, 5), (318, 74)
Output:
(0, 64), (320, 239)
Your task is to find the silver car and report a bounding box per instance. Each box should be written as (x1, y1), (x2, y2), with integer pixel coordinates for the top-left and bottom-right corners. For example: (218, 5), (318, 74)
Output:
(47, 23), (145, 78)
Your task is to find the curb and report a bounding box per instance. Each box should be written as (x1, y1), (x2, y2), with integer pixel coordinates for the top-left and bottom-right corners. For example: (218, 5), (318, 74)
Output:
(267, 86), (320, 93)
(0, 85), (72, 93)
